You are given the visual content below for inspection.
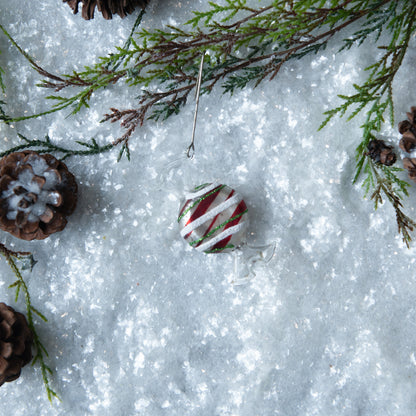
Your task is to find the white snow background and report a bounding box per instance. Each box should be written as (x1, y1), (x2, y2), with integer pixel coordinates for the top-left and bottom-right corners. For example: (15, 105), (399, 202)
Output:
(1, 1), (416, 415)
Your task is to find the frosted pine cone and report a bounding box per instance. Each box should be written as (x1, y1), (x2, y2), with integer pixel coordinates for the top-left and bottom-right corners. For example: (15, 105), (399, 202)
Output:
(0, 151), (77, 241)
(63, 0), (149, 20)
(0, 303), (33, 386)
(399, 106), (416, 153)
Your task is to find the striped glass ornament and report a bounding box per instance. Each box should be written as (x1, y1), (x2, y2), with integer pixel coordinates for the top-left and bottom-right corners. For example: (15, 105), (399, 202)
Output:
(178, 183), (249, 253)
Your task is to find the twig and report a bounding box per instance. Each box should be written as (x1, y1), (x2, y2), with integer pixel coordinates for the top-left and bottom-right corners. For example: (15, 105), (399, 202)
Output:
(0, 243), (59, 403)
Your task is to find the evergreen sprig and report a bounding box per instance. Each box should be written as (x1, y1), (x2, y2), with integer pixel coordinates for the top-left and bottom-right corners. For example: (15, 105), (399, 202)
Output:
(0, 57), (5, 93)
(0, 243), (59, 403)
(0, 133), (114, 161)
(0, 0), (415, 242)
(320, 0), (416, 245)
(0, 1), (396, 150)
(0, 49), (6, 121)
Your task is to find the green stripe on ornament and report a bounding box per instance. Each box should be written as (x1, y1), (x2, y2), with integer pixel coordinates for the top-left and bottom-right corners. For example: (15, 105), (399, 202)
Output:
(189, 209), (248, 246)
(178, 184), (226, 223)
(205, 244), (235, 253)
(194, 183), (210, 191)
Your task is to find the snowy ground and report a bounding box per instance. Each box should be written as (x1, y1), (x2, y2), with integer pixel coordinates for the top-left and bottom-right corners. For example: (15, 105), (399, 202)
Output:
(1, 1), (416, 415)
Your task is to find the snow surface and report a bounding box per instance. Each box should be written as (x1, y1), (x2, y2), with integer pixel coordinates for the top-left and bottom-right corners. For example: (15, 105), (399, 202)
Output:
(1, 1), (416, 415)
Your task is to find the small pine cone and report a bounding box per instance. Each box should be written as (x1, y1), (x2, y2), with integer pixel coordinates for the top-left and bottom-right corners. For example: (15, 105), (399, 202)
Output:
(0, 151), (78, 241)
(399, 106), (416, 153)
(0, 303), (33, 387)
(63, 0), (149, 20)
(403, 158), (416, 182)
(367, 139), (396, 166)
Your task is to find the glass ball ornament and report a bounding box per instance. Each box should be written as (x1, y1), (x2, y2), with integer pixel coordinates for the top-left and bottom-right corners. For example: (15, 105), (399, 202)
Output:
(177, 182), (249, 253)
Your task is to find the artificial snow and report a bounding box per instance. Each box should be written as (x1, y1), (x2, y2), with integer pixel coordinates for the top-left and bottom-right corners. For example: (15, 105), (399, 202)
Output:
(0, 1), (416, 415)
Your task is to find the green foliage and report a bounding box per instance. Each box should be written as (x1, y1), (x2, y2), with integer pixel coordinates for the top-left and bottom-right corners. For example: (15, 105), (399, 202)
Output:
(0, 244), (59, 403)
(0, 99), (6, 122)
(0, 49), (6, 120)
(0, 56), (5, 93)
(359, 157), (416, 246)
(320, 0), (416, 245)
(0, 1), (400, 145)
(0, 134), (114, 161)
(0, 0), (415, 242)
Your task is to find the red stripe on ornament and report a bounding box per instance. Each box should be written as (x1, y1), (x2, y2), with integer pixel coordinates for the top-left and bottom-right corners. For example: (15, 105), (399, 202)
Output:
(184, 184), (223, 239)
(195, 190), (235, 248)
(210, 235), (233, 251)
(209, 199), (247, 251)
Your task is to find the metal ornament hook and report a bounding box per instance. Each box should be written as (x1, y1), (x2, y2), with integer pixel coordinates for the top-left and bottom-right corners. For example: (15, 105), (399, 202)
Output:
(186, 53), (205, 159)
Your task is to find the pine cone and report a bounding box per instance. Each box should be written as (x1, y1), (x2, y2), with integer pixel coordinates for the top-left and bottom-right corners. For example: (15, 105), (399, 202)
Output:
(0, 151), (78, 241)
(367, 139), (396, 166)
(63, 0), (149, 20)
(398, 106), (416, 153)
(0, 303), (33, 386)
(403, 158), (416, 182)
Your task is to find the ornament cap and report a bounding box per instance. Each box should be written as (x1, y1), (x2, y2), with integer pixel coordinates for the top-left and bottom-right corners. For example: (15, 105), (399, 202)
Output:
(232, 242), (276, 285)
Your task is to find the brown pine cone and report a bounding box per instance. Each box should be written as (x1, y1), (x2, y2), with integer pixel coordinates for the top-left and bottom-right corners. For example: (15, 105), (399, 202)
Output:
(403, 158), (416, 183)
(367, 139), (396, 166)
(0, 303), (33, 387)
(399, 107), (416, 153)
(63, 0), (149, 20)
(0, 151), (78, 241)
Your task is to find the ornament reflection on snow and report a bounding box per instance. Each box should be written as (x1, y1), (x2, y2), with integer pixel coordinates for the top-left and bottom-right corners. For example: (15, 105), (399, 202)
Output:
(178, 183), (249, 253)
(0, 151), (77, 241)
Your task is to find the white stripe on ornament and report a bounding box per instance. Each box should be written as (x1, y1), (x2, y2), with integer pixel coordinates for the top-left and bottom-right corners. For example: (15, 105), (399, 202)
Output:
(185, 182), (220, 200)
(196, 222), (246, 252)
(180, 193), (242, 237)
